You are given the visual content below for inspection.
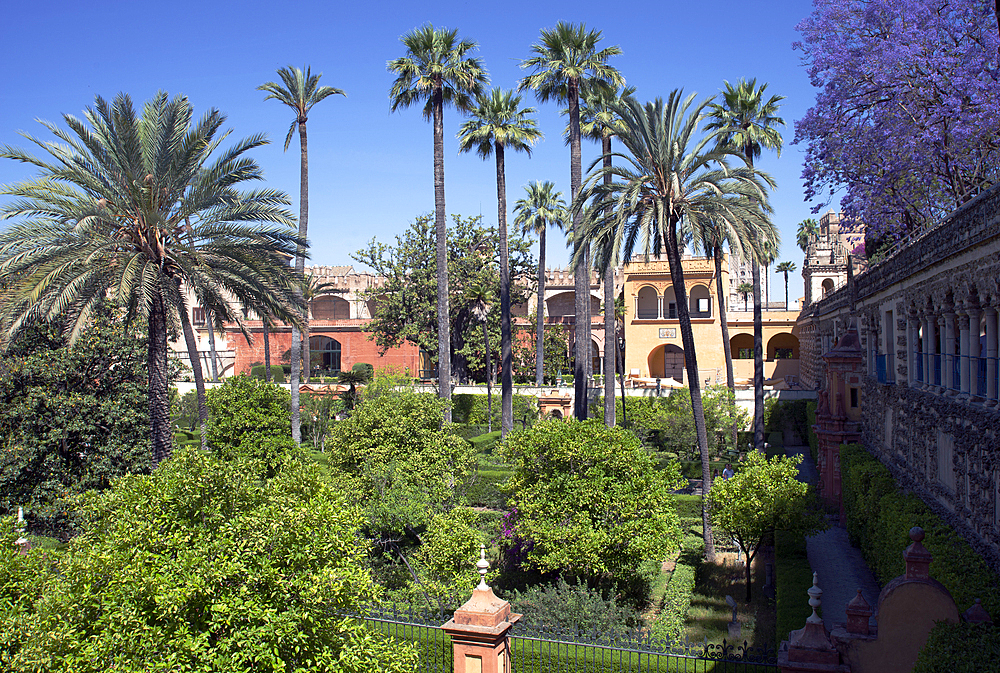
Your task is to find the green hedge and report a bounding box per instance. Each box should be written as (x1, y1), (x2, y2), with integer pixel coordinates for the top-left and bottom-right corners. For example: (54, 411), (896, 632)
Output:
(840, 443), (1000, 617)
(805, 401), (818, 464)
(774, 529), (814, 649)
(249, 364), (285, 383)
(450, 394), (538, 425)
(913, 622), (1000, 673)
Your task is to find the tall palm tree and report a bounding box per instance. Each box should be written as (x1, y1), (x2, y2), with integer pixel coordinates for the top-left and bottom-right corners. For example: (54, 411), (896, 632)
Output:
(776, 260), (797, 311)
(575, 92), (775, 562)
(520, 22), (623, 420)
(579, 83), (634, 427)
(0, 92), (304, 464)
(738, 281), (754, 311)
(457, 89), (541, 437)
(262, 314), (273, 382)
(705, 78), (785, 454)
(258, 65), (345, 445)
(797, 217), (819, 252)
(389, 25), (489, 422)
(513, 181), (567, 388)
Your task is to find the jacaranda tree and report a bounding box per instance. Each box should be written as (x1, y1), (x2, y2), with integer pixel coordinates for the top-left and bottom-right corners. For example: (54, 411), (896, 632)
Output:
(795, 0), (1000, 242)
(0, 92), (303, 464)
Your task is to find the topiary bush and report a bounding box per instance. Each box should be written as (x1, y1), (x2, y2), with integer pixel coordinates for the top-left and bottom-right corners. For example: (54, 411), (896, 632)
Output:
(840, 443), (1000, 618)
(249, 364), (285, 383)
(451, 394), (538, 426)
(351, 362), (374, 380)
(509, 578), (641, 636)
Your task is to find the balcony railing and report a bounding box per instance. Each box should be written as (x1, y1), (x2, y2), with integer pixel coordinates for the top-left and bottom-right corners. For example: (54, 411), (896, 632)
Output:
(913, 352), (999, 402)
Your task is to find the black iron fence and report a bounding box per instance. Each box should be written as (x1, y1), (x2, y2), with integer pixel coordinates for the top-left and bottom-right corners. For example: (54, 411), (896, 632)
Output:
(349, 604), (778, 673)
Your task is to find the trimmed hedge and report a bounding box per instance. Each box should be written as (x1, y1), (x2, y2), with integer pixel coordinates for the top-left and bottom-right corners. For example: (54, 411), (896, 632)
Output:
(913, 622), (1000, 673)
(774, 529), (814, 649)
(250, 364), (285, 383)
(451, 394), (538, 426)
(805, 401), (818, 464)
(840, 443), (1000, 617)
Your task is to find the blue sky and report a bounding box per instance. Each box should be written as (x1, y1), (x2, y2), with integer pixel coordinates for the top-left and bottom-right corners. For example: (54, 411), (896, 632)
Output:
(1, 0), (832, 303)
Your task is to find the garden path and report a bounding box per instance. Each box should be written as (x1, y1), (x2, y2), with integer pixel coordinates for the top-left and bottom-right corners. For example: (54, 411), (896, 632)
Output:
(784, 445), (880, 632)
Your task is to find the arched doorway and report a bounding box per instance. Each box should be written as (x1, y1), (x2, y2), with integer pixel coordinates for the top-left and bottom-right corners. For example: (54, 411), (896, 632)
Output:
(648, 344), (685, 383)
(309, 336), (341, 376)
(730, 333), (754, 360)
(767, 333), (800, 360)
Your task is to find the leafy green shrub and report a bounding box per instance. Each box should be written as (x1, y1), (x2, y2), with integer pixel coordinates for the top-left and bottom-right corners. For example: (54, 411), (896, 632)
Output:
(326, 386), (476, 535)
(510, 578), (640, 636)
(502, 420), (683, 587)
(913, 622), (1000, 673)
(351, 362), (374, 380)
(0, 447), (417, 672)
(840, 443), (1000, 617)
(205, 376), (293, 468)
(467, 465), (509, 510)
(774, 529), (814, 648)
(413, 507), (496, 607)
(249, 364), (285, 383)
(765, 399), (810, 444)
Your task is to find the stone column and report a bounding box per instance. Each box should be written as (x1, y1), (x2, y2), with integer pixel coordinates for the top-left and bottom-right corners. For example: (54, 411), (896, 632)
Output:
(968, 304), (982, 399)
(922, 314), (934, 390)
(442, 546), (521, 673)
(957, 311), (971, 398)
(983, 305), (998, 406)
(943, 312), (957, 393)
(907, 313), (920, 387)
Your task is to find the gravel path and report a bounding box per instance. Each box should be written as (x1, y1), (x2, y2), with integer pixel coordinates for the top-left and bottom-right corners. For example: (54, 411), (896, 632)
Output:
(785, 445), (881, 631)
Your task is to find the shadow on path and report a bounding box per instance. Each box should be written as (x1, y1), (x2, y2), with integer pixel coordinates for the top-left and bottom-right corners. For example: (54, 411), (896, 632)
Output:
(784, 445), (880, 631)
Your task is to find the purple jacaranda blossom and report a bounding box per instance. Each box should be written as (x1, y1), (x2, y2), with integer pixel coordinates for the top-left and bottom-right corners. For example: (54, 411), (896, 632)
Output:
(794, 0), (1000, 239)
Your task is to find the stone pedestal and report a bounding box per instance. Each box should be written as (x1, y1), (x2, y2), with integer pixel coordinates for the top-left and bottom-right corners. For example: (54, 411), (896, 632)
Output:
(441, 547), (521, 673)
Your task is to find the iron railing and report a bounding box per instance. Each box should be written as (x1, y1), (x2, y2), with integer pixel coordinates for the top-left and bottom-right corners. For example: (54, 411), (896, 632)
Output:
(911, 352), (999, 401)
(508, 623), (778, 673)
(914, 350), (924, 383)
(347, 604), (778, 673)
(347, 604), (454, 672)
(933, 354), (942, 386)
(951, 355), (962, 392)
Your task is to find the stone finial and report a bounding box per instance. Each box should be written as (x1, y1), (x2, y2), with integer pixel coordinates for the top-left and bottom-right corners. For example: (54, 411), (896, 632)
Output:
(807, 572), (824, 625)
(845, 589), (872, 635)
(476, 544), (490, 591)
(962, 598), (993, 625)
(904, 526), (933, 580)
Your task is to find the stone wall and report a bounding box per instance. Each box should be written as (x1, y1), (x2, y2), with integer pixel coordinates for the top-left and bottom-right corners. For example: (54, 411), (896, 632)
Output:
(797, 184), (1000, 575)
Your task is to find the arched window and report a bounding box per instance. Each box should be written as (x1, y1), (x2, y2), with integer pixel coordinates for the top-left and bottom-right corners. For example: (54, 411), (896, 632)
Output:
(636, 286), (659, 319)
(767, 333), (800, 360)
(689, 285), (712, 317)
(309, 336), (341, 375)
(821, 278), (835, 297)
(730, 333), (754, 359)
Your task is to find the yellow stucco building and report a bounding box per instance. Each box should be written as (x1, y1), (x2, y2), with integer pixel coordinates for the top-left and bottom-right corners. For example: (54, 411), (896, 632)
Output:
(623, 254), (802, 388)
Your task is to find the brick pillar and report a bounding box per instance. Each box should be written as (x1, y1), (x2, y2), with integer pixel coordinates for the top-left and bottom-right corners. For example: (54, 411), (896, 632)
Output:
(441, 546), (521, 673)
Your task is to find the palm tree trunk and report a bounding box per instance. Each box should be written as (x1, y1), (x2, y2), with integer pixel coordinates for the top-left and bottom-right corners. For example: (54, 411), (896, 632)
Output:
(535, 229), (546, 387)
(303, 321), (311, 382)
(602, 136), (615, 427)
(148, 288), (173, 465)
(433, 82), (452, 421)
(263, 316), (272, 382)
(178, 296), (209, 451)
(496, 144), (513, 437)
(665, 226), (715, 561)
(784, 272), (790, 311)
(714, 246), (738, 450)
(290, 118), (310, 445)
(484, 319), (492, 434)
(206, 310), (219, 382)
(569, 77), (588, 420)
(752, 261), (765, 452)
(617, 322), (627, 427)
